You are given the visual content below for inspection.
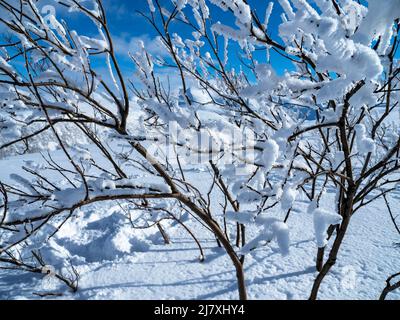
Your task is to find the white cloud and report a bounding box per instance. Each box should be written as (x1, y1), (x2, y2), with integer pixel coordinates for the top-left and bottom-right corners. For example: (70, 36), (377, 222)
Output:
(112, 34), (168, 59)
(102, 0), (131, 18)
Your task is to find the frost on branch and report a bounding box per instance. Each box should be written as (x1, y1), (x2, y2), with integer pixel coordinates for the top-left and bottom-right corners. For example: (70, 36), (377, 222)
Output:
(313, 208), (342, 248)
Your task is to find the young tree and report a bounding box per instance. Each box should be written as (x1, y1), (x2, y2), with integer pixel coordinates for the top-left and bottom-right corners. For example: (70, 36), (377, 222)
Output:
(136, 0), (400, 299)
(0, 0), (250, 299)
(0, 0), (399, 300)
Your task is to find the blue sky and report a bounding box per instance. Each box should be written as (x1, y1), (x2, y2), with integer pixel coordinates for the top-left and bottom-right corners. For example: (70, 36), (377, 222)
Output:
(37, 0), (382, 88)
(103, 0), (289, 67)
(45, 0), (292, 81)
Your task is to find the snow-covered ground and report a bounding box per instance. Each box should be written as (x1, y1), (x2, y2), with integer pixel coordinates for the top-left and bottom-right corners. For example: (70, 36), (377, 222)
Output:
(0, 150), (399, 300)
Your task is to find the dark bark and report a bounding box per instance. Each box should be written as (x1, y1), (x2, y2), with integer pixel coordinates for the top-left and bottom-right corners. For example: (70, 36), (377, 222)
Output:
(379, 272), (400, 300)
(157, 222), (171, 245)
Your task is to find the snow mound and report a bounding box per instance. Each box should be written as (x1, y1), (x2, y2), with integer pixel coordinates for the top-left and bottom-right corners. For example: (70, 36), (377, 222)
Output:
(54, 210), (157, 263)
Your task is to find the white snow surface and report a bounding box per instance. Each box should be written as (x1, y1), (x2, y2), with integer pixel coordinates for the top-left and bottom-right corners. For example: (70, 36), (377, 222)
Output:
(0, 151), (399, 300)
